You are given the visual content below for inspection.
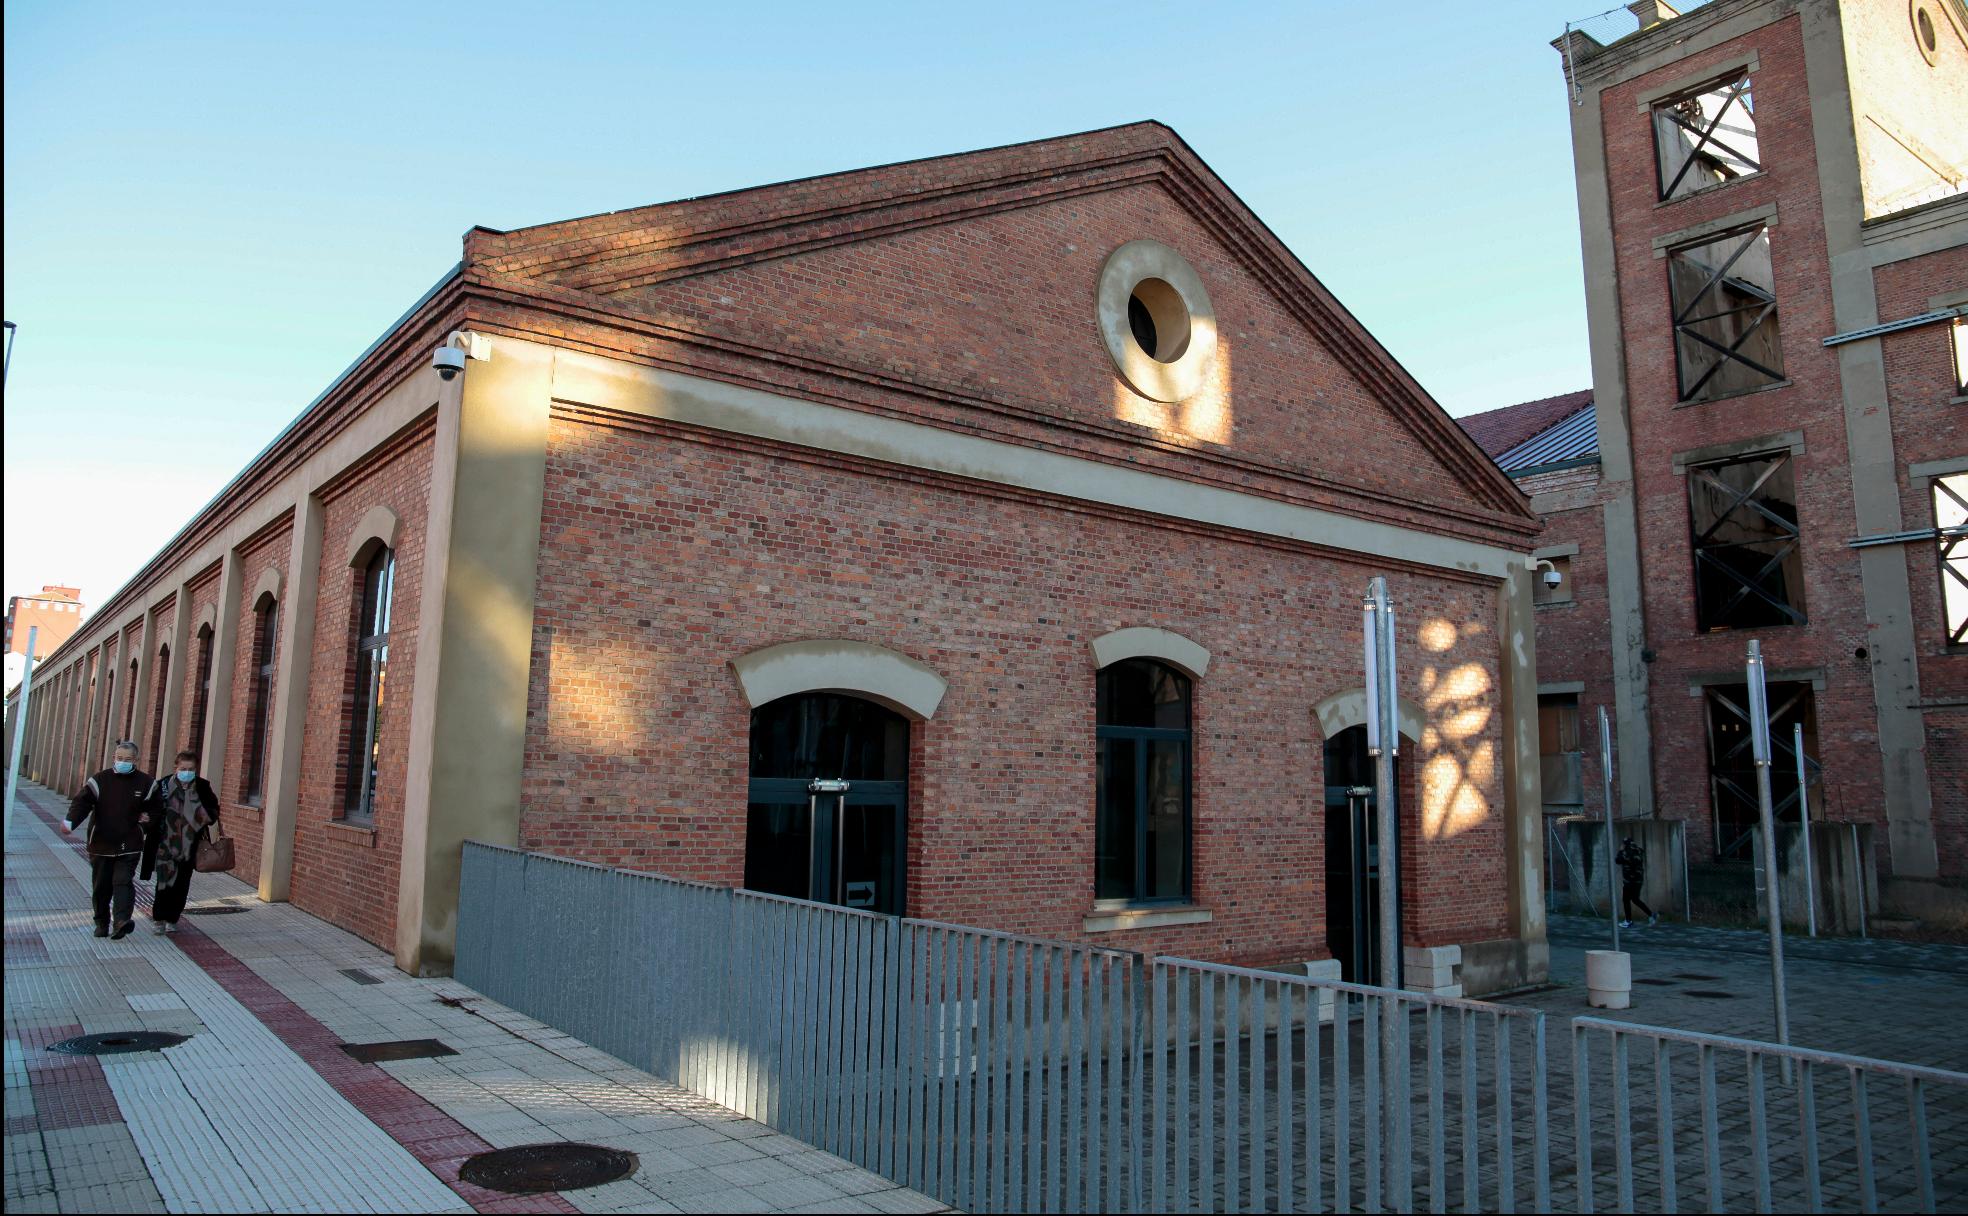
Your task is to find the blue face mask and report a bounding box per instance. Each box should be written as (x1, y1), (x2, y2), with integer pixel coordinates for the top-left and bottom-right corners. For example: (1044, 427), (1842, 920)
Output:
(176, 769), (196, 783)
(113, 760), (135, 775)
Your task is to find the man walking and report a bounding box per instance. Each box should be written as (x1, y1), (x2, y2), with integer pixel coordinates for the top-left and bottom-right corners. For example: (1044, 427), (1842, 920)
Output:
(63, 741), (153, 940)
(1616, 835), (1658, 929)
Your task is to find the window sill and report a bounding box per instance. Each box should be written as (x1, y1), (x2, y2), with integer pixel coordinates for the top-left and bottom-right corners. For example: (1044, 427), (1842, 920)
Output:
(1083, 904), (1214, 933)
(326, 819), (378, 847)
(233, 801), (263, 819)
(1949, 393), (1968, 405)
(1674, 379), (1793, 409)
(1653, 171), (1767, 210)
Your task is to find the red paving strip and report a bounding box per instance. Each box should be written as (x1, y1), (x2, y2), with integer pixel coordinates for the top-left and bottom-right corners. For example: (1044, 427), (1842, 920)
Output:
(19, 789), (579, 1214)
(17, 1021), (125, 1132)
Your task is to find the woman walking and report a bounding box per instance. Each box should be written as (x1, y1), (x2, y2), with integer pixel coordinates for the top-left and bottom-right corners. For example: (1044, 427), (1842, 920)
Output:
(143, 750), (221, 934)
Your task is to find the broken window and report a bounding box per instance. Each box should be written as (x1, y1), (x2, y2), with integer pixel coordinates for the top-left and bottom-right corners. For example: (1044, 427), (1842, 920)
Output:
(1654, 73), (1761, 201)
(1689, 452), (1806, 630)
(1668, 225), (1784, 401)
(1937, 472), (1967, 648)
(1705, 681), (1818, 861)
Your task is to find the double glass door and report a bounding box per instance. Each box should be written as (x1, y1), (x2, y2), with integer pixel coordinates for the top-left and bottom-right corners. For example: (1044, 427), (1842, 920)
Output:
(1323, 725), (1393, 985)
(745, 692), (907, 916)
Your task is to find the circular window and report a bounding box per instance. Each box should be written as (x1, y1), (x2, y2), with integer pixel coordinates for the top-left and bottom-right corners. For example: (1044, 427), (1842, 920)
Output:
(1098, 240), (1218, 402)
(1911, 1), (1943, 64)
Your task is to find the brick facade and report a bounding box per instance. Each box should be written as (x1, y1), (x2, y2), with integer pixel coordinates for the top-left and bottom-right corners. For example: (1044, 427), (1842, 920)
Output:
(216, 518), (294, 889)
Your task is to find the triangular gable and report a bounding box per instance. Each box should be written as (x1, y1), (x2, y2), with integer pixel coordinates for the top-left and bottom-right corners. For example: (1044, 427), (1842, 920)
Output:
(469, 124), (1536, 532)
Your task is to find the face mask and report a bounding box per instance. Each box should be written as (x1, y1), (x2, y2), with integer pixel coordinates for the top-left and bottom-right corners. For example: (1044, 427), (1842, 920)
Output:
(113, 761), (135, 775)
(177, 769), (197, 783)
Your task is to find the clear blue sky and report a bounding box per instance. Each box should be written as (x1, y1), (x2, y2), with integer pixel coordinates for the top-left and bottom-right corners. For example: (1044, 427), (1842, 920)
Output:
(3, 0), (1596, 625)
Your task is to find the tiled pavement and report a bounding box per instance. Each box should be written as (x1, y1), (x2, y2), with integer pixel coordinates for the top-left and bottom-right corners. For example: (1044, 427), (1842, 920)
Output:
(4, 782), (948, 1215)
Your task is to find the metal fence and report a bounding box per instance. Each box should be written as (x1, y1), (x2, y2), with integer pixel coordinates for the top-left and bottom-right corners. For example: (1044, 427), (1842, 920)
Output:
(1572, 1017), (1968, 1214)
(456, 842), (1965, 1214)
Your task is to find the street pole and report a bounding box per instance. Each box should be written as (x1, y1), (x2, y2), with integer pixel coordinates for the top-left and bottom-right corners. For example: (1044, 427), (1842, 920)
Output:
(1794, 723), (1816, 937)
(1600, 705), (1619, 952)
(1746, 640), (1792, 1068)
(2, 321), (16, 391)
(1363, 575), (1408, 1210)
(5, 626), (39, 850)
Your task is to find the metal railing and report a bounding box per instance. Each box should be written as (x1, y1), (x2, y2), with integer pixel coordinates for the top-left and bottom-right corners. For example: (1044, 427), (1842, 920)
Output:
(1150, 958), (1550, 1214)
(1572, 1017), (1968, 1213)
(457, 842), (1965, 1213)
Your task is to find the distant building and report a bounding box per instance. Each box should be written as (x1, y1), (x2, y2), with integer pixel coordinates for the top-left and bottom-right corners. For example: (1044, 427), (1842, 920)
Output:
(1538, 0), (1966, 915)
(5, 585), (83, 690)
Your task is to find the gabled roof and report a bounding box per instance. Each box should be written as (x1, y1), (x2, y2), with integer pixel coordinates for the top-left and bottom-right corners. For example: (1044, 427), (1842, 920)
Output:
(462, 122), (1538, 532)
(1458, 389), (1594, 460)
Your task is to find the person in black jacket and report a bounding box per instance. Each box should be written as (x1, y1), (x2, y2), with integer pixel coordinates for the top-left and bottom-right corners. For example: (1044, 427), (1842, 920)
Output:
(143, 749), (221, 934)
(1616, 836), (1658, 928)
(64, 741), (153, 939)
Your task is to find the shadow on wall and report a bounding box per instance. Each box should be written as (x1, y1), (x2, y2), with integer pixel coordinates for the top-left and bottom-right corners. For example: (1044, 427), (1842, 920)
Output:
(1418, 616), (1497, 843)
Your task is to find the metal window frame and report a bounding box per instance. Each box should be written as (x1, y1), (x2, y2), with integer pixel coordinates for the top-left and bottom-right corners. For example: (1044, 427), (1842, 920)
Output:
(1094, 659), (1194, 907)
(1703, 681), (1820, 861)
(1653, 72), (1762, 202)
(343, 549), (395, 823)
(1669, 224), (1785, 402)
(1688, 452), (1807, 631)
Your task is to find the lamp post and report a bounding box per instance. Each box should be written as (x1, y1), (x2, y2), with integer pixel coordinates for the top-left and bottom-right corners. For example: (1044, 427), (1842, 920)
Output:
(1363, 575), (1408, 1210)
(5, 627), (39, 847)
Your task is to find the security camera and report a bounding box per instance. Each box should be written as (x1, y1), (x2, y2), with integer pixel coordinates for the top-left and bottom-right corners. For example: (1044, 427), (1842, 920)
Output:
(1542, 567), (1564, 589)
(433, 346), (467, 380)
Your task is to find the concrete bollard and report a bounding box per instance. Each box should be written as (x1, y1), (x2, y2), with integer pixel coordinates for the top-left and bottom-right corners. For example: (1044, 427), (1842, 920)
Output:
(1586, 949), (1632, 1010)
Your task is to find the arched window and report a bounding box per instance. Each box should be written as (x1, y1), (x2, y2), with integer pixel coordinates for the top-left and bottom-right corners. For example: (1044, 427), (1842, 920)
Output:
(244, 596), (279, 804)
(149, 644), (170, 763)
(123, 657), (138, 740)
(187, 624), (215, 764)
(1095, 658), (1192, 904)
(99, 664), (116, 767)
(343, 546), (395, 822)
(745, 692), (907, 915)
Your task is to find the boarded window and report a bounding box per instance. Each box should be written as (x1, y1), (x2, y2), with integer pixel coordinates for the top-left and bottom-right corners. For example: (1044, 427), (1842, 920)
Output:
(1937, 472), (1967, 649)
(1669, 225), (1784, 402)
(1690, 452), (1805, 631)
(1704, 682), (1818, 861)
(1537, 694), (1583, 809)
(1654, 72), (1761, 201)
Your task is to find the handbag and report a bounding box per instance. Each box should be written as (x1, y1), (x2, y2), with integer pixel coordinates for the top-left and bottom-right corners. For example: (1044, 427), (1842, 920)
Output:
(195, 822), (236, 873)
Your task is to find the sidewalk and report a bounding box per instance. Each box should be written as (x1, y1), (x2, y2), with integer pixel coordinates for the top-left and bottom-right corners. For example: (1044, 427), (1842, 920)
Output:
(4, 781), (947, 1215)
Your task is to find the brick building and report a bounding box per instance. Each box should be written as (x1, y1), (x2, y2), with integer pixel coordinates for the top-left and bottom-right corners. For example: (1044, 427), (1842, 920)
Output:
(1532, 0), (1966, 915)
(4, 125), (1555, 990)
(5, 585), (83, 674)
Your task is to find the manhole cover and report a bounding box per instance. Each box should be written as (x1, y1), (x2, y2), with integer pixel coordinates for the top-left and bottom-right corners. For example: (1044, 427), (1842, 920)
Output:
(185, 904), (246, 915)
(48, 1031), (189, 1055)
(1634, 978), (1676, 986)
(1674, 973), (1723, 981)
(338, 1038), (459, 1063)
(458, 1143), (638, 1194)
(1683, 989), (1737, 999)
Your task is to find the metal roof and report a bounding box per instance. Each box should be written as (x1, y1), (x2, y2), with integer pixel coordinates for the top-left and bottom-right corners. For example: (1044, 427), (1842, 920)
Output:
(1495, 403), (1599, 473)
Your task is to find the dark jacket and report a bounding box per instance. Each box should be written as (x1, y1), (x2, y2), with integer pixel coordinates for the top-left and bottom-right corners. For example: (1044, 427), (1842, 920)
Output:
(142, 775), (221, 879)
(1616, 840), (1646, 887)
(67, 769), (155, 858)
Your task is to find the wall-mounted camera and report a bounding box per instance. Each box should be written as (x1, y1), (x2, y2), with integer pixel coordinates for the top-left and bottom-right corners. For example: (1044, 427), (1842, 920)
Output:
(433, 330), (490, 381)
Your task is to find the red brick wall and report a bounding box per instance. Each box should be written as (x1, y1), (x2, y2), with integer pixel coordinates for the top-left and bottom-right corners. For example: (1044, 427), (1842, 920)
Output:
(172, 563), (223, 766)
(286, 425), (434, 949)
(519, 413), (1513, 967)
(1600, 16), (1888, 862)
(1519, 466), (1620, 821)
(144, 599), (177, 772)
(217, 519), (293, 889)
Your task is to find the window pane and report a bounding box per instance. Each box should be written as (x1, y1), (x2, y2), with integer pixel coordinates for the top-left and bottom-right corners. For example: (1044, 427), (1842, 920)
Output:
(745, 802), (812, 899)
(1690, 455), (1805, 630)
(1095, 735), (1138, 900)
(1145, 738), (1187, 900)
(749, 693), (907, 781)
(1097, 658), (1191, 728)
(1655, 74), (1761, 201)
(1669, 226), (1784, 401)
